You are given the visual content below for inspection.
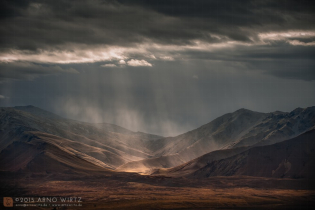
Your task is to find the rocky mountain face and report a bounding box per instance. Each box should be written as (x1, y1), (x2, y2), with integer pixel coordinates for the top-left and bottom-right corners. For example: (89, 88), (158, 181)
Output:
(232, 107), (315, 148)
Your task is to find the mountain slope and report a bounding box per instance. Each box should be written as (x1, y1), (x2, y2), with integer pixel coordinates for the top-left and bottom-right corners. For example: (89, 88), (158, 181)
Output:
(147, 107), (315, 164)
(0, 131), (114, 174)
(152, 146), (250, 177)
(0, 106), (162, 169)
(232, 107), (315, 148)
(14, 105), (64, 120)
(148, 109), (268, 162)
(190, 129), (315, 179)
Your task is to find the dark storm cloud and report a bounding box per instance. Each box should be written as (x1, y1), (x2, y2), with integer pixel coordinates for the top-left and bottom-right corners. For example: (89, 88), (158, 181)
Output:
(121, 0), (315, 18)
(1, 0), (314, 49)
(0, 0), (314, 81)
(0, 0), (30, 19)
(177, 41), (315, 80)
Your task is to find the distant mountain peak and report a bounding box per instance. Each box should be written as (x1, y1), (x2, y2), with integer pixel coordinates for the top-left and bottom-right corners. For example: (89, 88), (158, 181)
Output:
(235, 108), (251, 112)
(13, 105), (63, 119)
(232, 108), (264, 117)
(15, 105), (43, 109)
(289, 106), (315, 116)
(271, 111), (286, 114)
(291, 107), (304, 113)
(304, 106), (315, 112)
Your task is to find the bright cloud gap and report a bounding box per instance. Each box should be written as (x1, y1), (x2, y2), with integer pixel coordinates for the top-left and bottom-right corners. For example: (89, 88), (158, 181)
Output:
(0, 30), (314, 65)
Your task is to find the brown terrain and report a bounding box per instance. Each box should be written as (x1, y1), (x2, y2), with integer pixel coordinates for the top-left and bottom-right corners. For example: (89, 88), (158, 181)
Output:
(1, 173), (314, 210)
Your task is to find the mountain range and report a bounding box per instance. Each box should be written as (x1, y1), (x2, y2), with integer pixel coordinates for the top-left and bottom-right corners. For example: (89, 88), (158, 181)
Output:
(0, 105), (314, 178)
(118, 107), (315, 173)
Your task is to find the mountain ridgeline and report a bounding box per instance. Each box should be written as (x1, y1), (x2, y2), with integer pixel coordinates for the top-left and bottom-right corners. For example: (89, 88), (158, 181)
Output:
(0, 105), (314, 178)
(120, 107), (315, 173)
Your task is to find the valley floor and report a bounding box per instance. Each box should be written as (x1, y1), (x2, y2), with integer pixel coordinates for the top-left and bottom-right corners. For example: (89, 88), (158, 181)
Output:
(1, 174), (314, 210)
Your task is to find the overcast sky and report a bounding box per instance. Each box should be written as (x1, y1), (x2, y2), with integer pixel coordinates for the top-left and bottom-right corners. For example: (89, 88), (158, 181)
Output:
(0, 0), (315, 136)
